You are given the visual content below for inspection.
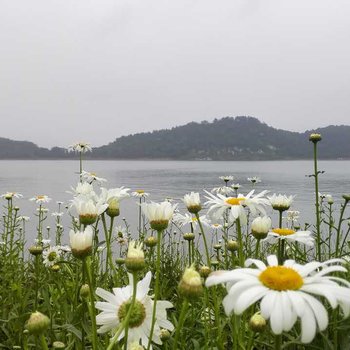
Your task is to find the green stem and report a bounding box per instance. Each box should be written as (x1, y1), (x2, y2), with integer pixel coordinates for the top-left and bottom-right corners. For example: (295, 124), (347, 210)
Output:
(274, 334), (282, 350)
(83, 258), (98, 350)
(313, 142), (322, 261)
(335, 200), (349, 257)
(107, 274), (138, 350)
(172, 299), (189, 350)
(39, 334), (49, 350)
(123, 273), (138, 350)
(254, 239), (260, 259)
(196, 213), (211, 267)
(236, 219), (244, 267)
(146, 229), (163, 350)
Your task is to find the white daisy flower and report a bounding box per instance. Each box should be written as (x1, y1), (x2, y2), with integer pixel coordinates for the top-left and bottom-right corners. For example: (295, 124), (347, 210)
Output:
(205, 190), (269, 225)
(141, 201), (177, 231)
(67, 142), (92, 153)
(268, 194), (295, 211)
(219, 175), (235, 183)
(206, 255), (350, 343)
(81, 170), (107, 184)
(132, 190), (150, 198)
(51, 212), (64, 217)
(17, 216), (30, 222)
(247, 176), (261, 184)
(265, 228), (314, 247)
(1, 192), (23, 200)
(211, 186), (234, 196)
(231, 183), (241, 190)
(183, 192), (201, 213)
(173, 213), (209, 228)
(285, 210), (300, 222)
(71, 198), (108, 225)
(30, 195), (51, 204)
(42, 246), (62, 267)
(95, 272), (174, 348)
(69, 182), (96, 198)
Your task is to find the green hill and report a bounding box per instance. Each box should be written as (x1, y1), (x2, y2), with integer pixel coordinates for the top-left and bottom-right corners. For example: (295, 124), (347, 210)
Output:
(1, 117), (349, 160)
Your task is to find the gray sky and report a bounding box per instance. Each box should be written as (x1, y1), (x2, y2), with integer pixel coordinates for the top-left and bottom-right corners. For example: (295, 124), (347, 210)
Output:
(1, 0), (350, 148)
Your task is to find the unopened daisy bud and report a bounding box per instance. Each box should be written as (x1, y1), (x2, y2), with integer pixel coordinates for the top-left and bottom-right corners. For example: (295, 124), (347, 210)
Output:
(249, 313), (266, 333)
(80, 284), (90, 299)
(106, 198), (120, 218)
(70, 226), (93, 259)
(213, 244), (221, 250)
(326, 195), (334, 205)
(52, 341), (66, 349)
(342, 194), (350, 202)
(183, 192), (202, 214)
(251, 216), (271, 240)
(160, 329), (171, 341)
(79, 214), (97, 226)
(51, 264), (60, 272)
(183, 233), (195, 241)
(29, 245), (43, 256)
(125, 241), (145, 272)
(178, 265), (203, 299)
(14, 206), (20, 211)
(309, 133), (322, 143)
(199, 265), (212, 278)
(25, 311), (50, 335)
(116, 258), (125, 266)
(226, 240), (239, 252)
(144, 236), (158, 247)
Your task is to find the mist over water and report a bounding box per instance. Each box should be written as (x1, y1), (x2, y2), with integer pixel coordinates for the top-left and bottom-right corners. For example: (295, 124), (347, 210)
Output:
(1, 160), (350, 243)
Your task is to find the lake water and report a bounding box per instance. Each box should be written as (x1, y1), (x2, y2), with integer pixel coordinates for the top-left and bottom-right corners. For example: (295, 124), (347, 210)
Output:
(1, 160), (350, 243)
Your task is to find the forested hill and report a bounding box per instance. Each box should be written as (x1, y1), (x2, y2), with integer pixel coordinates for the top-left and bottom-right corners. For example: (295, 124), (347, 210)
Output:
(1, 117), (349, 160)
(93, 117), (350, 160)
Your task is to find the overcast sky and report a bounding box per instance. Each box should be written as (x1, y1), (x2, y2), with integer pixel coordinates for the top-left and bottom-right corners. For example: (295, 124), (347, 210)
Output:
(1, 0), (350, 148)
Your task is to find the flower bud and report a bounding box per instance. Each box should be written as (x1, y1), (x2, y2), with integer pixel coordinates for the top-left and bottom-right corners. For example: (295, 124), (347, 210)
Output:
(183, 233), (195, 241)
(25, 311), (50, 335)
(249, 313), (266, 333)
(29, 245), (43, 256)
(213, 244), (221, 250)
(251, 216), (271, 240)
(51, 264), (60, 272)
(80, 284), (90, 299)
(211, 260), (219, 267)
(226, 240), (239, 252)
(144, 236), (158, 247)
(309, 133), (322, 143)
(199, 265), (212, 278)
(125, 241), (145, 272)
(52, 341), (66, 349)
(160, 329), (171, 341)
(178, 265), (203, 299)
(70, 226), (93, 259)
(106, 198), (120, 218)
(342, 194), (350, 202)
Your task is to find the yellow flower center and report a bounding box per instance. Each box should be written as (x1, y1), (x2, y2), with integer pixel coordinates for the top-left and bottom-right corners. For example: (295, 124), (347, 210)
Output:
(225, 197), (245, 206)
(259, 266), (303, 291)
(118, 300), (146, 328)
(37, 195), (45, 200)
(90, 172), (97, 177)
(272, 228), (295, 236)
(136, 190), (145, 194)
(191, 217), (198, 222)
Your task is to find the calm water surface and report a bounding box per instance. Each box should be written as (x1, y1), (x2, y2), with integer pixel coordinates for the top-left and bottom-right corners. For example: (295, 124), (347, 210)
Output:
(1, 160), (350, 242)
